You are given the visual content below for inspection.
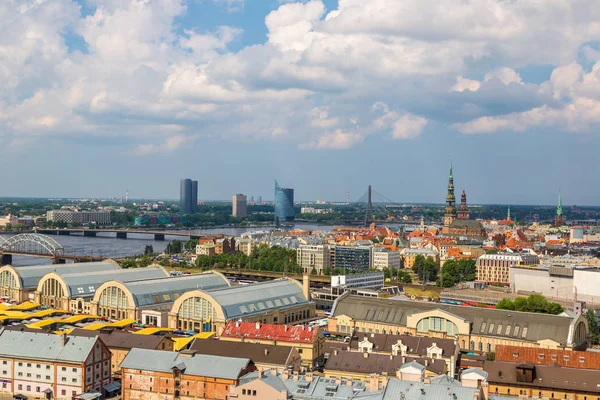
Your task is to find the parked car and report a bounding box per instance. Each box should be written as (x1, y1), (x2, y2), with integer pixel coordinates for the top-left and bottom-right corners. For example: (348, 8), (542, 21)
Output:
(14, 394), (28, 400)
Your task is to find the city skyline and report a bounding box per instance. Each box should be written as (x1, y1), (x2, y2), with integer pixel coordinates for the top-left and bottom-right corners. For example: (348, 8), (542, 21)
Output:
(3, 1), (600, 205)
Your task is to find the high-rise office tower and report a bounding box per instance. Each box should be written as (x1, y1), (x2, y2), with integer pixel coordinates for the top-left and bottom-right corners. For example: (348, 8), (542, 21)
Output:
(232, 194), (247, 217)
(274, 180), (295, 223)
(191, 180), (198, 213)
(257, 196), (262, 205)
(180, 179), (198, 214)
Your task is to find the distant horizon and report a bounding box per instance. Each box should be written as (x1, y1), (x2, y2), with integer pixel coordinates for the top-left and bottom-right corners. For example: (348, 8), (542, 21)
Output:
(0, 197), (594, 209)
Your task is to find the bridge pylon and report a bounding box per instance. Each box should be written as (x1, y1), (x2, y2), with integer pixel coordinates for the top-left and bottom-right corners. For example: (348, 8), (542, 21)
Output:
(0, 254), (11, 266)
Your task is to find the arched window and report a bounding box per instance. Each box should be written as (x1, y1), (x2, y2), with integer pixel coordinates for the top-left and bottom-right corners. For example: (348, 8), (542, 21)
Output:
(98, 286), (129, 310)
(486, 343), (492, 352)
(470, 341), (475, 350)
(478, 342), (483, 352)
(40, 278), (64, 299)
(462, 340), (466, 349)
(0, 271), (16, 290)
(416, 317), (459, 335)
(177, 297), (218, 322)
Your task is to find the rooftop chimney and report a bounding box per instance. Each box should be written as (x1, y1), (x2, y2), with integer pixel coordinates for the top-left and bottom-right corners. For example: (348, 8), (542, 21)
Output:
(303, 274), (311, 301)
(236, 320), (240, 328)
(255, 322), (261, 330)
(284, 325), (288, 332)
(363, 352), (369, 359)
(61, 333), (68, 346)
(264, 348), (269, 356)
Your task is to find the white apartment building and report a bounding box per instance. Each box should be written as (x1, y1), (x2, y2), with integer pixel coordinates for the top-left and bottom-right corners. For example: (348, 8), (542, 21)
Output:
(476, 253), (539, 284)
(300, 207), (333, 214)
(0, 330), (111, 399)
(297, 244), (331, 274)
(331, 272), (384, 290)
(195, 243), (215, 256)
(46, 210), (111, 225)
(237, 238), (255, 256)
(372, 248), (401, 270)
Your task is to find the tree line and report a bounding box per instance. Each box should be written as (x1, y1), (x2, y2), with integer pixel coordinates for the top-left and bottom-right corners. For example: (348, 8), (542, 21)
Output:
(496, 294), (564, 315)
(411, 255), (476, 287)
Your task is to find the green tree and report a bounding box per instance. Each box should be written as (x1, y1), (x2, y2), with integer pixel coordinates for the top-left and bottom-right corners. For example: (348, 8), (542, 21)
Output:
(486, 352), (496, 361)
(144, 245), (154, 256)
(310, 267), (317, 275)
(383, 268), (391, 280)
(586, 309), (600, 345)
(412, 255), (438, 283)
(166, 240), (183, 254)
(439, 259), (476, 287)
(184, 239), (198, 251)
(496, 298), (515, 311)
(495, 294), (564, 315)
(397, 270), (413, 283)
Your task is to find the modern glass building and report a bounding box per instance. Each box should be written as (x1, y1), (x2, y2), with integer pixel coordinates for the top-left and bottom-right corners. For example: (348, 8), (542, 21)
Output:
(274, 180), (295, 223)
(180, 178), (198, 214)
(334, 246), (372, 272)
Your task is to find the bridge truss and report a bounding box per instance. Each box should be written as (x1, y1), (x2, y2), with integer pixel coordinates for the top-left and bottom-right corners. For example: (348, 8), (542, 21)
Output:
(0, 234), (64, 257)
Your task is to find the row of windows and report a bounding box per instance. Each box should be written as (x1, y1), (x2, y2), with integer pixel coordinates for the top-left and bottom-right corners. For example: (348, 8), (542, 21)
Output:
(284, 310), (309, 324)
(493, 386), (599, 400)
(416, 317), (459, 336)
(480, 322), (528, 338)
(511, 352), (587, 363)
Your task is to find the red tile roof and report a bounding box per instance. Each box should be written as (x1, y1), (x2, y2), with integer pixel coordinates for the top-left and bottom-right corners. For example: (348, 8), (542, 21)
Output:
(220, 321), (319, 344)
(496, 345), (600, 370)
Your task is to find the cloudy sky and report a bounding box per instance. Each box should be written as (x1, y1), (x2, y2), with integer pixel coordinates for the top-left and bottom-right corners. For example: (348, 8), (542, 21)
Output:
(2, 0), (600, 205)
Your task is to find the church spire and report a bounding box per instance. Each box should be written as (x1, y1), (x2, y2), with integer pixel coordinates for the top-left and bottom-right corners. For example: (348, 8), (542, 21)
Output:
(444, 158), (457, 227)
(554, 189), (565, 227)
(458, 190), (470, 220)
(507, 205), (511, 220)
(557, 189), (563, 217)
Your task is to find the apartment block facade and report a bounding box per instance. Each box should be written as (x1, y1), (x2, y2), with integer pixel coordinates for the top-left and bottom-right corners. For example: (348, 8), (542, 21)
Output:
(0, 331), (111, 399)
(372, 249), (401, 270)
(476, 253), (539, 284)
(46, 210), (111, 225)
(297, 244), (331, 274)
(121, 349), (255, 400)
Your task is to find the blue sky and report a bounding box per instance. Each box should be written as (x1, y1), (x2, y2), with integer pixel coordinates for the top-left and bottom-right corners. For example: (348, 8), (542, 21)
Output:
(2, 0), (600, 205)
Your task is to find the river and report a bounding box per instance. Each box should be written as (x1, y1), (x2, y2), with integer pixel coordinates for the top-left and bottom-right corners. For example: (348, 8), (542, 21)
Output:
(1, 222), (400, 266)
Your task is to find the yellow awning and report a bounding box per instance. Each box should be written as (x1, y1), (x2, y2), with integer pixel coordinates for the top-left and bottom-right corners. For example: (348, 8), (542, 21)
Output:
(194, 332), (215, 339)
(133, 327), (172, 335)
(172, 337), (195, 351)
